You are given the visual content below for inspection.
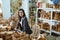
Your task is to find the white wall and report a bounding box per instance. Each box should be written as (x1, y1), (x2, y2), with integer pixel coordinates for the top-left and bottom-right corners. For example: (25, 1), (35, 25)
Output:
(0, 0), (2, 13)
(2, 0), (11, 20)
(21, 0), (29, 19)
(45, 0), (53, 4)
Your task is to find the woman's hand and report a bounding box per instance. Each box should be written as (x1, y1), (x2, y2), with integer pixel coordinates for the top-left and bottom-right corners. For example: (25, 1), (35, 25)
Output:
(14, 28), (17, 30)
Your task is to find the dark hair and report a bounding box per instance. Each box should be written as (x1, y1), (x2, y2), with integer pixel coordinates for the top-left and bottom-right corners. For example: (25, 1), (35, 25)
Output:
(18, 9), (26, 21)
(38, 9), (42, 17)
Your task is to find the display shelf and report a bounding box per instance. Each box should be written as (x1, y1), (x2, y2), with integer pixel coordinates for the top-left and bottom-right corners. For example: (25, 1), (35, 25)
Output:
(38, 18), (52, 25)
(52, 9), (60, 12)
(38, 18), (55, 25)
(37, 8), (52, 11)
(40, 29), (50, 33)
(52, 30), (60, 34)
(36, 8), (60, 35)
(38, 18), (51, 21)
(52, 20), (60, 22)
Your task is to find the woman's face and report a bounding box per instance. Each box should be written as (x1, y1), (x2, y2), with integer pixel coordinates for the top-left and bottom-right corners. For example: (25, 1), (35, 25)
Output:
(19, 10), (24, 17)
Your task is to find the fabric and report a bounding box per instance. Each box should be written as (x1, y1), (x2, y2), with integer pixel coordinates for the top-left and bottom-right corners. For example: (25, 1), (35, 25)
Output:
(17, 17), (32, 34)
(19, 17), (24, 26)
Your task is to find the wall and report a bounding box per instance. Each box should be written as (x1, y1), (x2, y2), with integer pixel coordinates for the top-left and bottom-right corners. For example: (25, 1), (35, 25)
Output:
(2, 0), (11, 20)
(21, 0), (29, 19)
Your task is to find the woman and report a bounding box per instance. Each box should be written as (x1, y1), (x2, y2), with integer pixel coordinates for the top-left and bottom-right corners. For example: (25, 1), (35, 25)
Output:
(16, 9), (32, 34)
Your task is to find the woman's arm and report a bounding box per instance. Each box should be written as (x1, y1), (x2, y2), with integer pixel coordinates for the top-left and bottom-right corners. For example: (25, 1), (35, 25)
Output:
(22, 17), (29, 31)
(16, 22), (20, 29)
(22, 18), (32, 34)
(15, 20), (22, 30)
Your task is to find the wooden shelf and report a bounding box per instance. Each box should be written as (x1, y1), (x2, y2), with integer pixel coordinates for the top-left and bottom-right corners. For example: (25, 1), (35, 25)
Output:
(36, 8), (60, 35)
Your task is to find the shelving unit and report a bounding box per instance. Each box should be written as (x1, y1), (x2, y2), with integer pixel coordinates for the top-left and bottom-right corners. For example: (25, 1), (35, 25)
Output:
(36, 8), (60, 35)
(40, 29), (50, 33)
(52, 30), (60, 34)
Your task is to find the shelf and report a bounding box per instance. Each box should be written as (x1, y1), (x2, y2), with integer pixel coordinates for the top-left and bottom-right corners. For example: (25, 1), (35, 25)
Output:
(37, 8), (52, 11)
(52, 30), (60, 34)
(37, 8), (60, 35)
(37, 8), (52, 9)
(38, 18), (60, 25)
(52, 9), (60, 12)
(38, 18), (54, 25)
(52, 20), (60, 22)
(38, 18), (52, 24)
(40, 29), (50, 33)
(38, 17), (51, 21)
(37, 8), (60, 12)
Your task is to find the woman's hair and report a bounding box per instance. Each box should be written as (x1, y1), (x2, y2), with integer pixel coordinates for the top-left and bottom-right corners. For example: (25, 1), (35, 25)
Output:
(18, 9), (26, 21)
